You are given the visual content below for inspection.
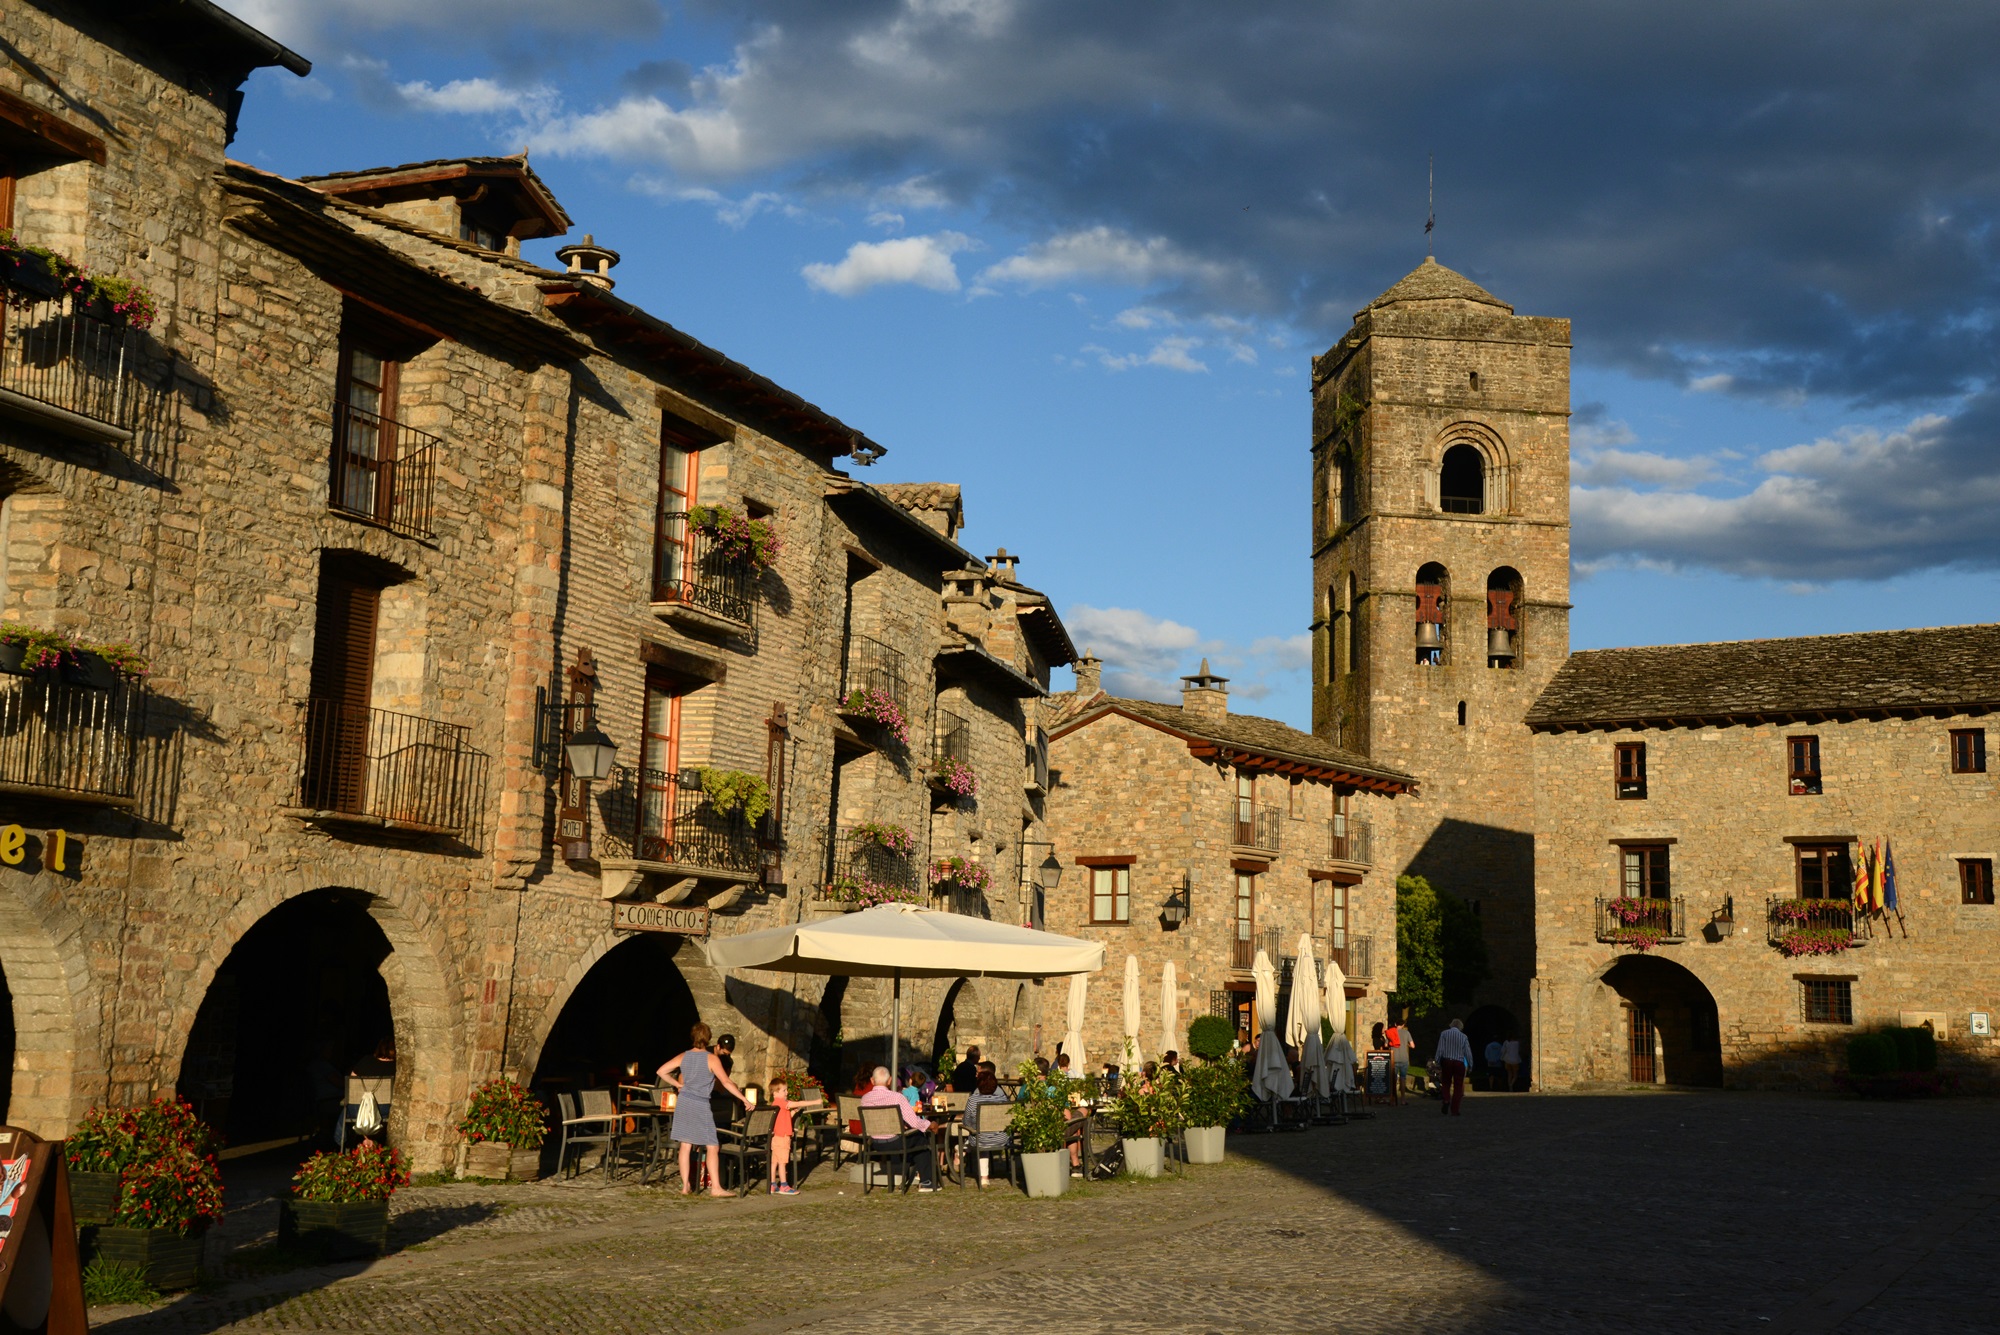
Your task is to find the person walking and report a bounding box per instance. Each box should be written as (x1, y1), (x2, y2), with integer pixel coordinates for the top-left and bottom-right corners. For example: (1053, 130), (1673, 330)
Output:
(1385, 1017), (1406, 1104)
(1502, 1035), (1522, 1092)
(1395, 1017), (1416, 1094)
(1483, 1037), (1505, 1090)
(1434, 1019), (1473, 1116)
(658, 1021), (747, 1196)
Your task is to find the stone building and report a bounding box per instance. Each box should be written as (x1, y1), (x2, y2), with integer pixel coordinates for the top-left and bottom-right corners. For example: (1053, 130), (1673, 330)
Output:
(1526, 628), (2000, 1090)
(1044, 659), (1416, 1066)
(0, 0), (1071, 1166)
(1307, 258), (1573, 1053)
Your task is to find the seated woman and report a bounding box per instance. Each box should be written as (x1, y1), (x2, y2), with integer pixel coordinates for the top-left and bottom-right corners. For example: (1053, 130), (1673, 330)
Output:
(962, 1064), (1012, 1188)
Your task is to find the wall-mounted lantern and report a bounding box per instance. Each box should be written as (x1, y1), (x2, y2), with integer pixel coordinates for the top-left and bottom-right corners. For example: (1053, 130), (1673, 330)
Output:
(1161, 870), (1192, 929)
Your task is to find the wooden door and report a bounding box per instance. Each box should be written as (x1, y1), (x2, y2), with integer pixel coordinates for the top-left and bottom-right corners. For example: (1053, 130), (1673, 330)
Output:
(1628, 1006), (1657, 1084)
(636, 673), (682, 860)
(306, 575), (379, 812)
(335, 345), (399, 523)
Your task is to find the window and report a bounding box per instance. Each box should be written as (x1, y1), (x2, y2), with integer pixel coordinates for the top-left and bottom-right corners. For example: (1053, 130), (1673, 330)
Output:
(635, 672), (683, 861)
(1485, 568), (1520, 669)
(1456, 701), (1467, 727)
(1090, 866), (1131, 924)
(1234, 772), (1257, 844)
(1329, 880), (1347, 949)
(1345, 574), (1362, 671)
(1788, 736), (1822, 795)
(1468, 370), (1480, 391)
(333, 341), (400, 525)
(1415, 563), (1447, 666)
(1234, 872), (1255, 944)
(1962, 859), (1995, 906)
(652, 422), (701, 602)
(302, 560), (384, 814)
(1802, 979), (1853, 1026)
(1621, 845), (1670, 899)
(1796, 843), (1854, 900)
(1337, 456), (1359, 525)
(1950, 728), (1987, 774)
(1439, 444), (1484, 513)
(1615, 742), (1647, 799)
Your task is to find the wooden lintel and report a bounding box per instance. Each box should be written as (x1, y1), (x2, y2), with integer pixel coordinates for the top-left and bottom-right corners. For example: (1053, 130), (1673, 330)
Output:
(0, 86), (106, 164)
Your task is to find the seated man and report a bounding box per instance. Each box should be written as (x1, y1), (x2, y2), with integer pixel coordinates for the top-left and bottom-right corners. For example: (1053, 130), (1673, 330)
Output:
(951, 1045), (981, 1093)
(859, 1065), (938, 1191)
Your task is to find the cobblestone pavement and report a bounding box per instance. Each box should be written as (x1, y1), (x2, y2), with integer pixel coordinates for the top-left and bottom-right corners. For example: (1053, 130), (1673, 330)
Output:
(90, 1091), (2000, 1335)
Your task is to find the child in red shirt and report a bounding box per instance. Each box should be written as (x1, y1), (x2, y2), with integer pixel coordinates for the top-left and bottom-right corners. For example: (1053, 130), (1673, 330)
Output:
(767, 1078), (820, 1195)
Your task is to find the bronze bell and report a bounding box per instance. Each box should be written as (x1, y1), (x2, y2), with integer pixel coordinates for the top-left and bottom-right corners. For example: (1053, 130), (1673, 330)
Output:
(1415, 621), (1444, 651)
(1487, 627), (1515, 657)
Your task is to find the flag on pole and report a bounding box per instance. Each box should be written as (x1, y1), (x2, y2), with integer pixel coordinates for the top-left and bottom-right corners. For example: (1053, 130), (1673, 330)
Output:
(1851, 843), (1872, 911)
(1882, 840), (1899, 914)
(1873, 839), (1888, 912)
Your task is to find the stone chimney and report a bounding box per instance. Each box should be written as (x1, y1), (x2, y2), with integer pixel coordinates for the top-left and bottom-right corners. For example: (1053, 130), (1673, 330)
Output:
(1073, 649), (1102, 698)
(555, 233), (621, 288)
(986, 548), (1019, 582)
(1180, 659), (1229, 719)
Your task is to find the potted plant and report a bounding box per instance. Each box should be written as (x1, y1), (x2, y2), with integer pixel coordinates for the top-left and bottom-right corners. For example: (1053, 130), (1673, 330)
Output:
(1109, 1045), (1178, 1178)
(454, 1079), (548, 1180)
(1180, 1056), (1250, 1164)
(840, 686), (911, 746)
(929, 756), (978, 799)
(1186, 1014), (1236, 1061)
(696, 767), (772, 825)
(68, 1097), (224, 1290)
(928, 857), (993, 904)
(282, 1141), (409, 1258)
(687, 504), (781, 571)
(1011, 1059), (1071, 1198)
(0, 625), (74, 678)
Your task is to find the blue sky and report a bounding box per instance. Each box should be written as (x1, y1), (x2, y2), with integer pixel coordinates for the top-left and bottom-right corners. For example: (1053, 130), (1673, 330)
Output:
(221, 1), (2000, 727)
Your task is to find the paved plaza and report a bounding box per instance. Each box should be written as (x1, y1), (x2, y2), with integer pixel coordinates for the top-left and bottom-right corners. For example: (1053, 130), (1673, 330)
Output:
(92, 1091), (1999, 1335)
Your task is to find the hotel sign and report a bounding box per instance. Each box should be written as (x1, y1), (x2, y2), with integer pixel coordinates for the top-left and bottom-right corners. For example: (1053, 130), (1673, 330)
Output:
(611, 902), (710, 936)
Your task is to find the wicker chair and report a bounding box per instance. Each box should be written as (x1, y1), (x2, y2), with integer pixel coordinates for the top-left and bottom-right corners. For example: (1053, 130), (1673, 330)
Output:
(856, 1104), (919, 1194)
(716, 1106), (779, 1196)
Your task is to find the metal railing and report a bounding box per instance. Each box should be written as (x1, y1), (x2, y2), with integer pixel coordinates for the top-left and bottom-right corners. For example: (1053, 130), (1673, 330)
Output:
(1766, 895), (1854, 948)
(934, 711), (970, 767)
(594, 766), (760, 876)
(0, 674), (142, 803)
(1326, 933), (1373, 980)
(0, 289), (146, 433)
(1231, 926), (1284, 971)
(828, 827), (920, 900)
(1233, 801), (1282, 851)
(1329, 814), (1373, 865)
(297, 698), (487, 835)
(1596, 896), (1687, 944)
(653, 511), (756, 624)
(330, 401), (440, 540)
(842, 634), (907, 713)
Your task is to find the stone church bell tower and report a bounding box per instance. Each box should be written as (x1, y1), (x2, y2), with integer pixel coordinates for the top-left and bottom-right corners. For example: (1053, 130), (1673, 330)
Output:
(1308, 256), (1572, 1038)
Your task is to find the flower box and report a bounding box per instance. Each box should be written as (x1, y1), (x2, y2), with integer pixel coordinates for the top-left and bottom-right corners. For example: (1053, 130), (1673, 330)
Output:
(0, 248), (64, 301)
(68, 1168), (120, 1224)
(279, 1198), (389, 1259)
(86, 1224), (204, 1290)
(454, 1141), (543, 1181)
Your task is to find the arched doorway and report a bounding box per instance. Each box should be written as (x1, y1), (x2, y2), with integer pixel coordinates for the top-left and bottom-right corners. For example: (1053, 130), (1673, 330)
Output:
(1464, 1004), (1520, 1090)
(807, 975), (847, 1091)
(176, 889), (395, 1148)
(1601, 955), (1722, 1087)
(529, 934), (700, 1089)
(930, 978), (972, 1072)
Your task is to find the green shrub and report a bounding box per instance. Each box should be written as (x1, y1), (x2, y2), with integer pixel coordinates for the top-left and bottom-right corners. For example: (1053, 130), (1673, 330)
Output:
(1846, 1032), (1895, 1077)
(1180, 1056), (1251, 1128)
(1186, 1014), (1235, 1060)
(1890, 1025), (1938, 1073)
(81, 1258), (157, 1307)
(1010, 1059), (1069, 1154)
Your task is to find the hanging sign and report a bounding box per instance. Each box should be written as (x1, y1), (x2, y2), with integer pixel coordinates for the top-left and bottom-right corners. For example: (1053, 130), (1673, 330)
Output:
(611, 902), (710, 936)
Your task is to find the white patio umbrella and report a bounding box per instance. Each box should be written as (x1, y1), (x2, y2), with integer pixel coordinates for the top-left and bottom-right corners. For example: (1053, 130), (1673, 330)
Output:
(1252, 948), (1278, 1036)
(1121, 954), (1144, 1071)
(1290, 934), (1328, 1098)
(704, 902), (1105, 1083)
(1159, 960), (1179, 1057)
(1064, 972), (1089, 1075)
(1321, 954), (1348, 1044)
(1322, 954), (1353, 1094)
(1249, 949), (1293, 1101)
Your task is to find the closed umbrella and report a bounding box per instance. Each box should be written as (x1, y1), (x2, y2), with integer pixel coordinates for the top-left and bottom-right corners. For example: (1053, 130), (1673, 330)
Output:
(1321, 955), (1348, 1044)
(1122, 954), (1144, 1071)
(1252, 948), (1278, 1036)
(1290, 934), (1327, 1098)
(1249, 949), (1293, 1102)
(1064, 972), (1088, 1075)
(1159, 961), (1179, 1057)
(1322, 955), (1353, 1095)
(705, 902), (1104, 1086)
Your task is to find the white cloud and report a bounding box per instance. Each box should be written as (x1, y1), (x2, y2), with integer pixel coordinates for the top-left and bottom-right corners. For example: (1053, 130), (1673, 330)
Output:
(1572, 416), (1639, 450)
(392, 76), (554, 115)
(802, 232), (975, 296)
(1113, 305), (1175, 330)
(1572, 449), (1717, 489)
(1064, 610), (1311, 708)
(979, 227), (1246, 294)
(867, 211), (907, 230)
(655, 185), (798, 228)
(1083, 336), (1209, 373)
(1688, 373), (1735, 394)
(874, 175), (955, 211)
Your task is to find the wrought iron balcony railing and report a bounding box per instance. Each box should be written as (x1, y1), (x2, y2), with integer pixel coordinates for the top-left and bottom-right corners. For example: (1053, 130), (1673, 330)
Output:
(934, 711), (970, 768)
(1596, 896), (1688, 945)
(0, 674), (142, 804)
(594, 766), (761, 876)
(653, 511), (756, 624)
(330, 401), (440, 540)
(0, 289), (147, 439)
(1326, 933), (1373, 980)
(297, 698), (487, 835)
(1766, 895), (1855, 948)
(1329, 814), (1373, 865)
(1231, 926), (1284, 971)
(842, 634), (908, 714)
(1233, 800), (1282, 852)
(825, 827), (920, 904)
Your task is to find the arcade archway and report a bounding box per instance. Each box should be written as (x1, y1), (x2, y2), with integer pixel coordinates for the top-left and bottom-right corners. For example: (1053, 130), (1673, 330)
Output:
(1601, 955), (1722, 1087)
(529, 934), (700, 1088)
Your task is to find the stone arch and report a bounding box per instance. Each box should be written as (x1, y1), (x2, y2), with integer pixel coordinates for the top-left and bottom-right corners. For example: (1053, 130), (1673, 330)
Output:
(169, 863), (466, 1174)
(517, 923), (726, 1082)
(1423, 421), (1512, 515)
(1576, 953), (1723, 1088)
(1485, 565), (1524, 668)
(0, 868), (102, 1138)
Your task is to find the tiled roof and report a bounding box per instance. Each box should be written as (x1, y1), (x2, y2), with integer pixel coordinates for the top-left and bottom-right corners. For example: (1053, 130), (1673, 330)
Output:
(1366, 258), (1511, 313)
(1056, 695), (1418, 792)
(1527, 624), (2000, 729)
(877, 482), (961, 512)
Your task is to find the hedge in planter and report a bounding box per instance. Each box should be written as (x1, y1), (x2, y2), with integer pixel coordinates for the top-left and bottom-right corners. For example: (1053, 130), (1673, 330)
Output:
(1011, 1060), (1072, 1198)
(283, 1141), (410, 1259)
(1178, 1057), (1251, 1163)
(454, 1079), (548, 1180)
(1186, 1014), (1236, 1061)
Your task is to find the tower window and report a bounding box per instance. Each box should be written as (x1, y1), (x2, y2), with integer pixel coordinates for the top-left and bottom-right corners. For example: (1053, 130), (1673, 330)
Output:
(1456, 701), (1467, 727)
(1346, 575), (1362, 671)
(1439, 444), (1484, 514)
(1788, 736), (1822, 795)
(1961, 859), (1995, 905)
(1415, 563), (1447, 666)
(1615, 742), (1647, 799)
(1468, 371), (1481, 390)
(1486, 567), (1522, 668)
(1950, 728), (1986, 773)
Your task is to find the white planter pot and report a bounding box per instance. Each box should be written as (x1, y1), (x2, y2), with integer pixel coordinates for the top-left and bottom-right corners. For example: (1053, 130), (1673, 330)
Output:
(1121, 1136), (1163, 1178)
(1020, 1149), (1069, 1198)
(1185, 1125), (1227, 1164)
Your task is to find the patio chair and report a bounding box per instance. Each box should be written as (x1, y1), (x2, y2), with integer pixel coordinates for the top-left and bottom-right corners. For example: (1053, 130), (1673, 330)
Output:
(815, 1094), (864, 1169)
(557, 1089), (622, 1179)
(966, 1102), (1019, 1190)
(856, 1104), (918, 1194)
(716, 1106), (779, 1196)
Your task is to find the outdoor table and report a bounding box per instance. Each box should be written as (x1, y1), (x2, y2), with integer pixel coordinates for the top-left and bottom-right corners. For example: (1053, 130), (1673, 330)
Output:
(920, 1102), (965, 1186)
(618, 1102), (676, 1185)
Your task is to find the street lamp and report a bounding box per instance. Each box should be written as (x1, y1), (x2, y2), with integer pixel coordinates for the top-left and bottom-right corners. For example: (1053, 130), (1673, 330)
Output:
(564, 721), (619, 782)
(1161, 869), (1191, 929)
(1038, 853), (1064, 890)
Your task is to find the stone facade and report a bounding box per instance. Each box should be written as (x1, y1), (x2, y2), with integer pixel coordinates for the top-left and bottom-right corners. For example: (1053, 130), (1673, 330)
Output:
(0, 0), (1072, 1166)
(1308, 259), (1572, 1049)
(1044, 665), (1416, 1068)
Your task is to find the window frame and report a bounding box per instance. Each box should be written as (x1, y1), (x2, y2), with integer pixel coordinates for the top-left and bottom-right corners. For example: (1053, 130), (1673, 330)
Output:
(1614, 742), (1647, 800)
(1788, 735), (1822, 795)
(1620, 844), (1670, 899)
(635, 670), (684, 861)
(1961, 858), (1995, 906)
(1089, 865), (1131, 925)
(1795, 842), (1853, 901)
(1234, 871), (1256, 944)
(1801, 978), (1853, 1026)
(1950, 728), (1987, 775)
(651, 421), (703, 604)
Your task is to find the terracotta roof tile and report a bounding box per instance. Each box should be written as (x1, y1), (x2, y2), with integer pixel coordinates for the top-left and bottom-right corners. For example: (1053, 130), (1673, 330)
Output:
(1058, 695), (1417, 791)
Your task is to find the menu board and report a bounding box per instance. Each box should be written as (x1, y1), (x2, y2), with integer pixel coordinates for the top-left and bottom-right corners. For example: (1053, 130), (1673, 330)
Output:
(1365, 1051), (1394, 1100)
(0, 1128), (86, 1334)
